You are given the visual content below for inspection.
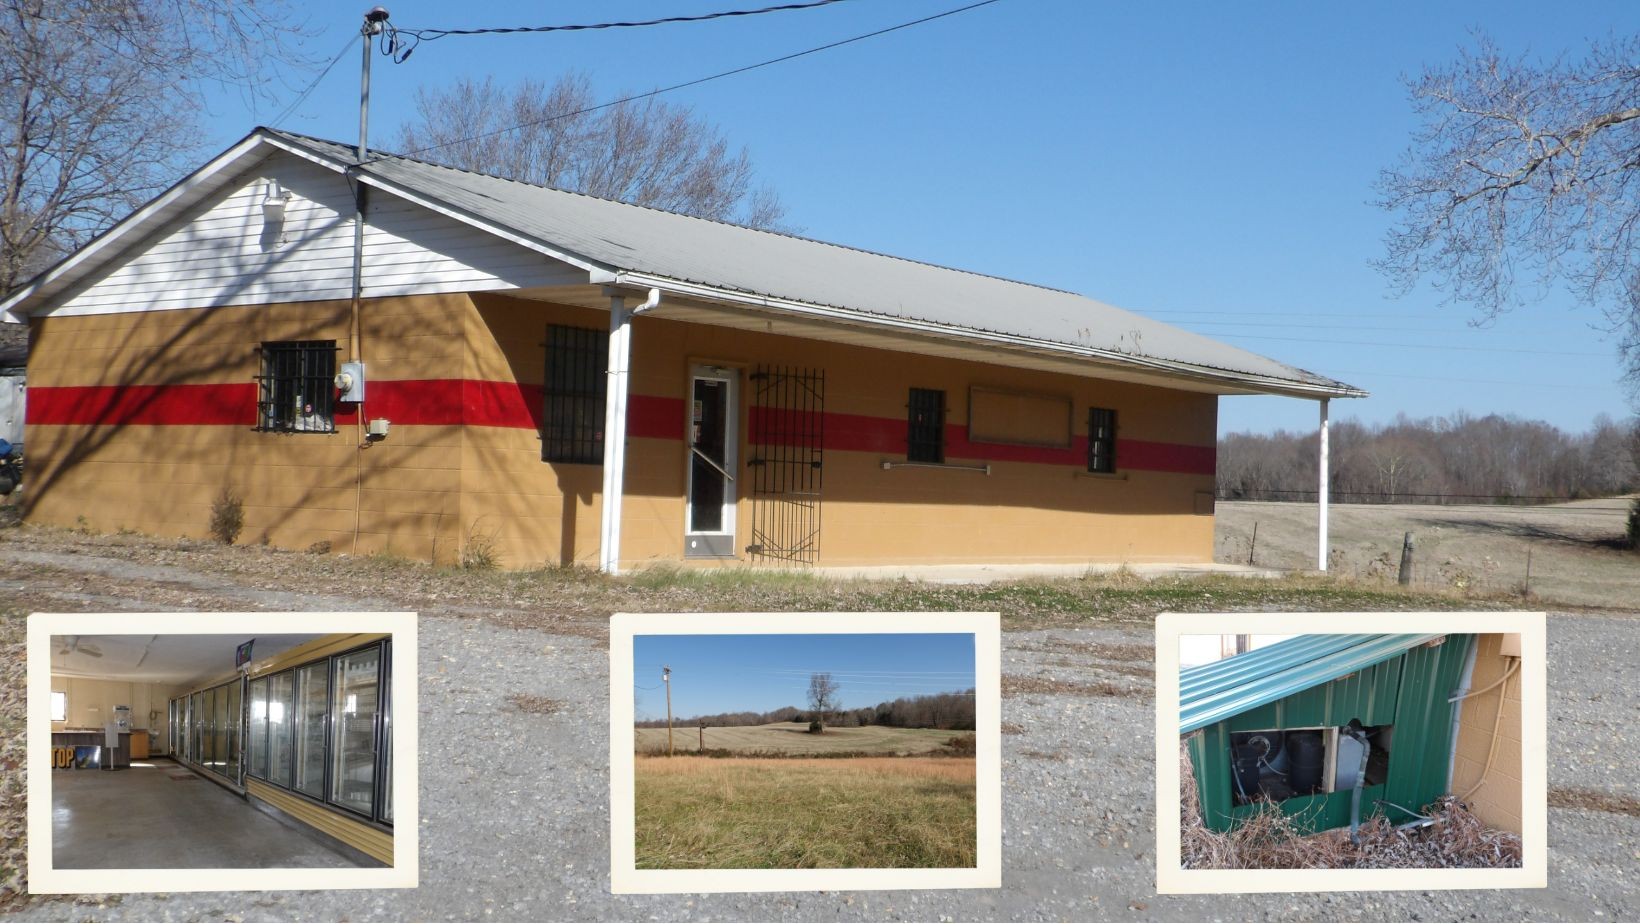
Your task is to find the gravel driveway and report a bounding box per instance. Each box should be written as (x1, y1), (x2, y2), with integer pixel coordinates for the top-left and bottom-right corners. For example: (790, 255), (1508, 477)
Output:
(3, 541), (1637, 922)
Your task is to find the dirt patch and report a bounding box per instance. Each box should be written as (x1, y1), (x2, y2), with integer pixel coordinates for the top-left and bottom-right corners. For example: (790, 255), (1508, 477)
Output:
(1002, 674), (1137, 698)
(1550, 787), (1640, 817)
(1019, 749), (1069, 761)
(1000, 722), (1026, 735)
(506, 694), (565, 715)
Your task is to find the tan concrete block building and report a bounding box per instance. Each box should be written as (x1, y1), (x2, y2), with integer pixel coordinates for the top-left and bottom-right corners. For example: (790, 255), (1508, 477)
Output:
(3, 130), (1362, 571)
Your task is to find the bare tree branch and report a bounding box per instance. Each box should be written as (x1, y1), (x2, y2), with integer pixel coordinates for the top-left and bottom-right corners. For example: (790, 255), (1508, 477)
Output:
(0, 0), (316, 295)
(1376, 32), (1640, 390)
(395, 73), (789, 232)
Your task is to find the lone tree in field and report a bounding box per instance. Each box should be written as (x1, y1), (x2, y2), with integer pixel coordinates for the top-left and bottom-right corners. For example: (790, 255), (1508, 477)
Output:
(395, 73), (786, 231)
(807, 672), (839, 734)
(1376, 33), (1640, 386)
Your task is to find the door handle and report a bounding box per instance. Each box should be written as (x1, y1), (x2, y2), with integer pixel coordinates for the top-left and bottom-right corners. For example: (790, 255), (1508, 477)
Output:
(690, 446), (735, 482)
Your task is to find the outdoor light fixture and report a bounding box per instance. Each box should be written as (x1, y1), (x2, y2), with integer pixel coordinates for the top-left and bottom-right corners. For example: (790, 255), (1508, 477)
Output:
(262, 181), (291, 224)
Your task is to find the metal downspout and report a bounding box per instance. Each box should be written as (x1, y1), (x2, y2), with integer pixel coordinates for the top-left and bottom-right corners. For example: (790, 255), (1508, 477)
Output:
(598, 287), (660, 574)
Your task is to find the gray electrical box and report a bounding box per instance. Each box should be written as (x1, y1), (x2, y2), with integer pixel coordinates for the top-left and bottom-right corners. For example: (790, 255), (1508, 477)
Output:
(336, 361), (365, 403)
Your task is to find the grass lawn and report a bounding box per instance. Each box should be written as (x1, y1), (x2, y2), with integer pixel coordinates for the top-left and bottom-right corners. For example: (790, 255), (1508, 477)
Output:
(634, 756), (977, 869)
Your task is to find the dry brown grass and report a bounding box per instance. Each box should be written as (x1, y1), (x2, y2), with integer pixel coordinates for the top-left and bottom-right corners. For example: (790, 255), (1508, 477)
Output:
(1179, 739), (1521, 870)
(635, 755), (977, 869)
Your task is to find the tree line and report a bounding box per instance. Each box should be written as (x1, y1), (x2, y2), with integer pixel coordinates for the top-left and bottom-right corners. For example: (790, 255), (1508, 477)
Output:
(635, 689), (977, 731)
(1218, 412), (1639, 504)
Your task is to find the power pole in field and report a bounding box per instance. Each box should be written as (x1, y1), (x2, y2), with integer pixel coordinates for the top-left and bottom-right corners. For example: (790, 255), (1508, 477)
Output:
(663, 665), (673, 757)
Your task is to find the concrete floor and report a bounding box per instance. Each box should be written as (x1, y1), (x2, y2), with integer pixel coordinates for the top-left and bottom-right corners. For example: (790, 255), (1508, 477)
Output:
(52, 760), (379, 869)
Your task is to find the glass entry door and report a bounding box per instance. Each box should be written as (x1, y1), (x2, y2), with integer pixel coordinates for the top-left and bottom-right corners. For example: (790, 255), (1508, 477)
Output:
(686, 366), (738, 557)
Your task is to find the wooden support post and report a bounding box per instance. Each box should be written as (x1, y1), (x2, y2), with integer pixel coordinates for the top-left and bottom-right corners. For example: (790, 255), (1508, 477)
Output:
(1397, 531), (1414, 586)
(663, 665), (673, 758)
(1248, 521), (1258, 566)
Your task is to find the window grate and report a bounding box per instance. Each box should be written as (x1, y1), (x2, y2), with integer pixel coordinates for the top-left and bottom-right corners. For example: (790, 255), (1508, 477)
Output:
(1088, 407), (1117, 473)
(907, 388), (945, 463)
(542, 325), (609, 464)
(256, 341), (337, 433)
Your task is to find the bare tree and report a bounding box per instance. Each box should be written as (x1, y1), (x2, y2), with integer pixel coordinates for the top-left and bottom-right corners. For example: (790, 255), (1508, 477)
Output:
(806, 672), (839, 733)
(1376, 33), (1640, 385)
(0, 0), (314, 294)
(395, 73), (787, 231)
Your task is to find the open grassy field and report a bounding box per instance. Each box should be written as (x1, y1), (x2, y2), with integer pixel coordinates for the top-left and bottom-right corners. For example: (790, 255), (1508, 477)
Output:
(634, 755), (977, 869)
(635, 722), (961, 756)
(1217, 497), (1639, 608)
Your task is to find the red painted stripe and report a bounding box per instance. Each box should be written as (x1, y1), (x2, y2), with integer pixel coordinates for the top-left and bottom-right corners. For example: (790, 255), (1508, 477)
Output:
(1119, 439), (1216, 475)
(27, 382), (1212, 474)
(628, 395), (686, 441)
(28, 383), (257, 427)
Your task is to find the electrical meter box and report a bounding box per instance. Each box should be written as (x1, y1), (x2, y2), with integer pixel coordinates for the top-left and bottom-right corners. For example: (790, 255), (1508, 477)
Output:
(336, 361), (365, 403)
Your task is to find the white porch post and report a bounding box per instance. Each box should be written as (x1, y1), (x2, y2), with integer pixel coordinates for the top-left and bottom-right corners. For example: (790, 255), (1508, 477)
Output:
(1317, 397), (1330, 572)
(599, 289), (632, 574)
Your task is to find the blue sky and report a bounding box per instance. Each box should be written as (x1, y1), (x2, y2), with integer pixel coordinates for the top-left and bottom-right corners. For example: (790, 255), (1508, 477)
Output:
(199, 0), (1638, 435)
(631, 632), (976, 719)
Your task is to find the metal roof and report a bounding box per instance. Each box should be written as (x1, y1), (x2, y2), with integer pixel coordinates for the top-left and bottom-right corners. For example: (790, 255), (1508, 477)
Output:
(1, 128), (1366, 399)
(279, 132), (1363, 398)
(1179, 633), (1445, 734)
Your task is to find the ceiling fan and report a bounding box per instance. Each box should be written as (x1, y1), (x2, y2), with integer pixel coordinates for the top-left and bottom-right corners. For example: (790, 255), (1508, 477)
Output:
(56, 636), (103, 659)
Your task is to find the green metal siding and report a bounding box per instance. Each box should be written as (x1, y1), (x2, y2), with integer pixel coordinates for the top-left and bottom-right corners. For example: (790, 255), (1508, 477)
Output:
(1189, 634), (1474, 834)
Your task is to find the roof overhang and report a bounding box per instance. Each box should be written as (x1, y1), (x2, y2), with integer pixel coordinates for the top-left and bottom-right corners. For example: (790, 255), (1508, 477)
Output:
(604, 272), (1366, 399)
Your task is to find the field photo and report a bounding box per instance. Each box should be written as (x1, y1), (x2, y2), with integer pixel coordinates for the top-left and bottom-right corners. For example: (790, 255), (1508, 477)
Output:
(627, 627), (981, 874)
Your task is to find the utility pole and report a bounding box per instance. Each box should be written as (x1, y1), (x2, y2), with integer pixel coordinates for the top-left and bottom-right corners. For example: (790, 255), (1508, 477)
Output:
(663, 666), (673, 757)
(358, 8), (389, 160)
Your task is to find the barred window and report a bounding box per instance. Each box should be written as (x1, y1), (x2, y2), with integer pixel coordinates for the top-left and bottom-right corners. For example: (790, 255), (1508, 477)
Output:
(907, 388), (945, 463)
(257, 341), (336, 433)
(542, 325), (609, 464)
(1088, 407), (1117, 473)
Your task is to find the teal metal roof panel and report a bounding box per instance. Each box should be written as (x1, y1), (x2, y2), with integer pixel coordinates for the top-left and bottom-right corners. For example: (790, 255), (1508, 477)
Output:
(1179, 633), (1445, 734)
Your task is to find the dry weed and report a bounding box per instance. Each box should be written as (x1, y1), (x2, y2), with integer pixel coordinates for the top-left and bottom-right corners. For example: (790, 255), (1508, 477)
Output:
(1549, 786), (1640, 817)
(1179, 740), (1521, 869)
(1002, 674), (1137, 698)
(506, 694), (564, 715)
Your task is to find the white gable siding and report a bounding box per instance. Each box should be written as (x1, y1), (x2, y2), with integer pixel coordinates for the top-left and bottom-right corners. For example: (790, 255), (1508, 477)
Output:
(48, 151), (583, 317)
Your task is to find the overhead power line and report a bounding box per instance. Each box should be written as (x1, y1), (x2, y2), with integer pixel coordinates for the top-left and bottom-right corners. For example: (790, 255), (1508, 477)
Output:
(398, 1), (851, 43)
(1322, 368), (1610, 391)
(398, 0), (1006, 158)
(269, 34), (360, 128)
(1212, 332), (1608, 357)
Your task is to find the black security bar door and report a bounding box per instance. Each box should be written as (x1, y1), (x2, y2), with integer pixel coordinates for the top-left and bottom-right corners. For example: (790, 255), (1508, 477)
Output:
(746, 365), (825, 565)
